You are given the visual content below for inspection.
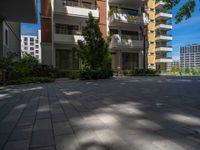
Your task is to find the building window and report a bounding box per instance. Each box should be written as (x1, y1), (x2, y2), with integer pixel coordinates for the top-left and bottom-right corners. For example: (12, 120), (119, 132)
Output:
(24, 42), (27, 45)
(35, 50), (39, 54)
(149, 41), (155, 44)
(24, 47), (28, 50)
(35, 39), (39, 43)
(149, 30), (155, 34)
(55, 24), (80, 35)
(35, 45), (39, 49)
(30, 37), (34, 42)
(149, 19), (155, 23)
(30, 52), (34, 56)
(109, 29), (118, 35)
(24, 37), (28, 41)
(30, 47), (34, 50)
(35, 55), (39, 59)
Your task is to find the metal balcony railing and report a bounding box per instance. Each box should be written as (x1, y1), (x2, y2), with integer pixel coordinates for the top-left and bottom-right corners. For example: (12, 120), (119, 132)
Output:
(63, 1), (98, 10)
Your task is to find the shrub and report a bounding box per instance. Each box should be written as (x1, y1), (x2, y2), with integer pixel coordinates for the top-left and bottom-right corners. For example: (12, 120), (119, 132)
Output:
(79, 67), (113, 80)
(69, 70), (80, 79)
(32, 65), (56, 77)
(0, 77), (54, 86)
(55, 70), (72, 78)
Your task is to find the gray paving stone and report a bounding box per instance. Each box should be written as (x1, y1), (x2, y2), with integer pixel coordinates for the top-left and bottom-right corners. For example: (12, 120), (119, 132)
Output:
(1, 77), (200, 150)
(30, 146), (55, 150)
(31, 130), (54, 148)
(9, 126), (32, 141)
(17, 117), (35, 126)
(55, 134), (79, 150)
(52, 113), (68, 123)
(4, 140), (29, 150)
(33, 119), (52, 131)
(53, 122), (73, 136)
(36, 112), (51, 120)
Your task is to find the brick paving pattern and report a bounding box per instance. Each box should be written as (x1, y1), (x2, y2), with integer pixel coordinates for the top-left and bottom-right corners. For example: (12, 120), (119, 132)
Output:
(0, 77), (200, 150)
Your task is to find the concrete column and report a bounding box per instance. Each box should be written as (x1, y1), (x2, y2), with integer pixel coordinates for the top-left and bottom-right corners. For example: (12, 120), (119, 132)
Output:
(118, 50), (122, 70)
(0, 18), (3, 60)
(139, 51), (144, 69)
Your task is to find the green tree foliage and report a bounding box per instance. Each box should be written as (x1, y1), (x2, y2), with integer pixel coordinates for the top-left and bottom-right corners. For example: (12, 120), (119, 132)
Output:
(76, 13), (111, 69)
(164, 0), (197, 23)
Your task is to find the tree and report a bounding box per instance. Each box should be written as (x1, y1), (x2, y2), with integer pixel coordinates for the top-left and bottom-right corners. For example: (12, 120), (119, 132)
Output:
(76, 13), (111, 70)
(164, 0), (197, 23)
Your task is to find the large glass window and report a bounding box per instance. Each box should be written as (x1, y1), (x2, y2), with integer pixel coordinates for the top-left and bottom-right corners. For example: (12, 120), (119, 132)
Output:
(55, 24), (80, 35)
(109, 29), (118, 35)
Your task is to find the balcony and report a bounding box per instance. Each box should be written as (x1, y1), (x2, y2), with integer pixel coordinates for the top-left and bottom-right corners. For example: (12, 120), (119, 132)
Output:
(110, 34), (143, 49)
(156, 47), (172, 52)
(156, 57), (172, 63)
(155, 0), (166, 8)
(109, 0), (146, 6)
(54, 0), (99, 18)
(156, 12), (172, 19)
(156, 24), (172, 30)
(156, 35), (172, 41)
(54, 30), (84, 44)
(109, 12), (146, 26)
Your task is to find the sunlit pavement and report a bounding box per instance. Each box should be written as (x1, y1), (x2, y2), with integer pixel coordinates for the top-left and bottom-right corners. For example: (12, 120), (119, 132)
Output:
(0, 77), (200, 150)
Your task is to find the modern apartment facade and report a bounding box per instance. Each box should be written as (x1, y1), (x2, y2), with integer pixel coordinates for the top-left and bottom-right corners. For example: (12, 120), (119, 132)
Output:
(180, 44), (200, 69)
(41, 0), (148, 70)
(147, 0), (173, 70)
(41, 0), (172, 71)
(0, 0), (37, 60)
(21, 30), (42, 62)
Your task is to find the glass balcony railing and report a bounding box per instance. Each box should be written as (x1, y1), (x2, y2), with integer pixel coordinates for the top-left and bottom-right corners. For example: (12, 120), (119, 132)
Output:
(63, 1), (98, 10)
(55, 29), (82, 35)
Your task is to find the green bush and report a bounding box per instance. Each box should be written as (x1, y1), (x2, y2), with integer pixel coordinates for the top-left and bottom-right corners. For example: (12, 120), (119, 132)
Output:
(0, 77), (54, 86)
(32, 65), (56, 77)
(123, 69), (159, 76)
(55, 70), (72, 78)
(69, 70), (80, 79)
(79, 67), (113, 80)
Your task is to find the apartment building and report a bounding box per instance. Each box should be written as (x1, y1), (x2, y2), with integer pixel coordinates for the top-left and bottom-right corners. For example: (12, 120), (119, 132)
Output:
(147, 0), (173, 70)
(167, 59), (179, 71)
(0, 0), (37, 60)
(21, 30), (42, 62)
(41, 0), (149, 70)
(41, 0), (172, 71)
(180, 44), (200, 69)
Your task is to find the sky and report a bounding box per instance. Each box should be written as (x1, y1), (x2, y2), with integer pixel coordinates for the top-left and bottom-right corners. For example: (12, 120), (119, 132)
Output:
(21, 0), (200, 60)
(21, 0), (41, 36)
(171, 0), (200, 60)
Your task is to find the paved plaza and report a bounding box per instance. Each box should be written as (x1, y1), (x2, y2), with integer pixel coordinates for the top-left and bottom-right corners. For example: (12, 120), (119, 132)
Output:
(0, 77), (200, 150)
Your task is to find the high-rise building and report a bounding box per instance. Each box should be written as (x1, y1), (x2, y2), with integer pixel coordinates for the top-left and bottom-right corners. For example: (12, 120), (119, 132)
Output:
(21, 30), (42, 62)
(41, 0), (172, 71)
(0, 0), (37, 60)
(147, 0), (173, 70)
(180, 44), (200, 69)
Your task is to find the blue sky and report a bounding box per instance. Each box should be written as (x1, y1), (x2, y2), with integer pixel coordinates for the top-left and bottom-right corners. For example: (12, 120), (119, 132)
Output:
(21, 0), (41, 36)
(171, 0), (200, 59)
(21, 0), (200, 59)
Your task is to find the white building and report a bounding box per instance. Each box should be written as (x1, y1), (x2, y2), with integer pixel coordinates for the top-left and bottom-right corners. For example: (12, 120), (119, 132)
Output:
(180, 44), (200, 69)
(41, 0), (148, 70)
(21, 30), (42, 62)
(0, 0), (37, 60)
